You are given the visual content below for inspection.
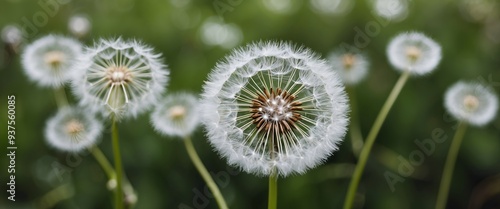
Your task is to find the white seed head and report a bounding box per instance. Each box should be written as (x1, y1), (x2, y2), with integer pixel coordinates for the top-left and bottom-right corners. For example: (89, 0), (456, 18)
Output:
(45, 107), (103, 152)
(200, 41), (349, 177)
(73, 38), (169, 119)
(328, 50), (370, 85)
(21, 35), (83, 87)
(444, 81), (498, 126)
(387, 32), (442, 75)
(310, 0), (354, 15)
(150, 93), (200, 138)
(68, 15), (91, 38)
(373, 0), (409, 22)
(1, 25), (23, 45)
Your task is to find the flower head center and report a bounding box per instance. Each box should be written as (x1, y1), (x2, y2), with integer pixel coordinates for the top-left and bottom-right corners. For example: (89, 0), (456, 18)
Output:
(463, 94), (479, 111)
(44, 50), (65, 69)
(251, 88), (302, 134)
(342, 53), (356, 70)
(107, 66), (131, 84)
(169, 105), (187, 120)
(65, 119), (84, 135)
(405, 45), (421, 62)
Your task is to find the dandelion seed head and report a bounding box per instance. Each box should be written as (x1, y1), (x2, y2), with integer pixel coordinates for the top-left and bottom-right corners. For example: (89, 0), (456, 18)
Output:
(201, 41), (349, 177)
(1, 25), (23, 45)
(445, 81), (498, 126)
(387, 32), (442, 75)
(21, 35), (82, 87)
(68, 15), (91, 38)
(151, 93), (200, 138)
(73, 37), (169, 119)
(45, 107), (103, 152)
(328, 50), (369, 85)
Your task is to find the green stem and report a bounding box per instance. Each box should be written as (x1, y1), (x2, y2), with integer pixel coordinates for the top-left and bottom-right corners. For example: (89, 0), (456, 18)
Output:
(89, 146), (115, 180)
(435, 121), (468, 209)
(53, 87), (69, 108)
(183, 136), (228, 209)
(112, 118), (124, 209)
(38, 184), (74, 209)
(346, 86), (364, 157)
(343, 71), (410, 209)
(268, 172), (278, 209)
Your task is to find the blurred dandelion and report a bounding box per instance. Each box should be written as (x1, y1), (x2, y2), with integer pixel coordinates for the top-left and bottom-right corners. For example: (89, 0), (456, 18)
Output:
(73, 37), (169, 118)
(444, 82), (498, 126)
(21, 35), (82, 87)
(387, 32), (442, 75)
(151, 92), (200, 137)
(310, 0), (354, 16)
(262, 0), (299, 14)
(45, 107), (103, 152)
(200, 18), (243, 49)
(372, 0), (409, 22)
(201, 41), (349, 177)
(436, 82), (498, 209)
(68, 15), (91, 38)
(1, 25), (23, 46)
(328, 50), (369, 86)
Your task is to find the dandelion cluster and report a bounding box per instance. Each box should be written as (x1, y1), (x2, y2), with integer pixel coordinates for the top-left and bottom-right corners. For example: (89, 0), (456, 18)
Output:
(327, 51), (369, 85)
(444, 82), (498, 126)
(21, 35), (82, 87)
(387, 32), (442, 75)
(151, 93), (200, 137)
(45, 107), (103, 152)
(73, 38), (169, 118)
(201, 41), (349, 177)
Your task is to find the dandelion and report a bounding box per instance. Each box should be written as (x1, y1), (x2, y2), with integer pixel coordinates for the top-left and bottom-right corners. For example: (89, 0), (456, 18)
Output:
(68, 15), (91, 38)
(73, 37), (169, 118)
(201, 41), (348, 209)
(328, 50), (369, 85)
(1, 25), (23, 46)
(201, 41), (349, 176)
(344, 32), (442, 209)
(21, 35), (82, 87)
(444, 82), (498, 126)
(373, 0), (409, 22)
(151, 93), (200, 137)
(45, 107), (103, 152)
(387, 32), (442, 75)
(436, 83), (498, 209)
(151, 92), (229, 209)
(310, 0), (354, 16)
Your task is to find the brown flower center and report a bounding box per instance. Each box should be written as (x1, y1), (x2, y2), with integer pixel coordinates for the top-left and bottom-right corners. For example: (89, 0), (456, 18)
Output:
(463, 94), (479, 111)
(169, 105), (187, 120)
(405, 45), (421, 62)
(107, 66), (131, 85)
(342, 53), (356, 70)
(65, 119), (84, 135)
(44, 50), (65, 69)
(250, 88), (302, 135)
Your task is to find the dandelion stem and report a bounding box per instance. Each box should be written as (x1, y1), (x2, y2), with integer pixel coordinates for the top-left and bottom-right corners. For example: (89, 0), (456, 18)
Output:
(89, 145), (115, 180)
(268, 171), (278, 209)
(183, 136), (228, 209)
(435, 121), (467, 209)
(346, 86), (364, 157)
(343, 71), (410, 209)
(112, 118), (124, 209)
(53, 87), (69, 108)
(38, 183), (74, 209)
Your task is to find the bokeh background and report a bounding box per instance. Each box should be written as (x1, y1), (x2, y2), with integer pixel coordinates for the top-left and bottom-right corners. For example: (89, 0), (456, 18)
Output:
(1, 0), (500, 208)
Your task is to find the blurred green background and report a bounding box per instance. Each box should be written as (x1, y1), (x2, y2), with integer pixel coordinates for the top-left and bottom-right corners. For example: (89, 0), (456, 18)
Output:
(1, 0), (500, 208)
